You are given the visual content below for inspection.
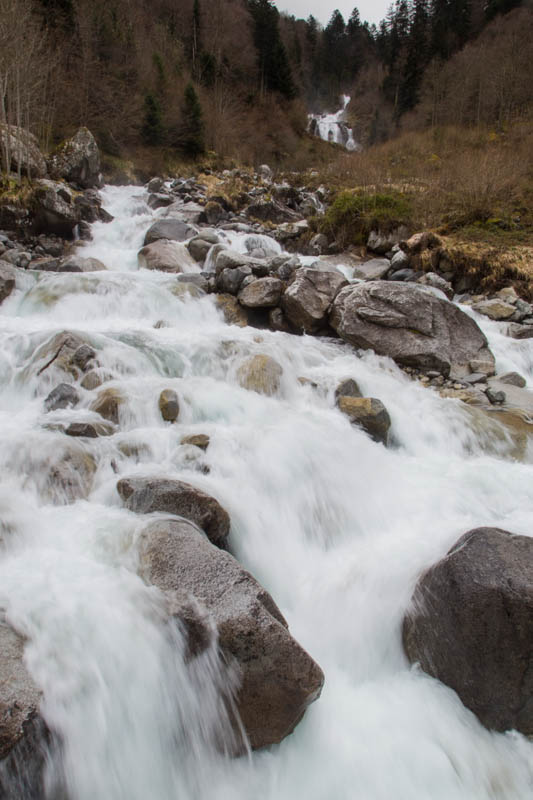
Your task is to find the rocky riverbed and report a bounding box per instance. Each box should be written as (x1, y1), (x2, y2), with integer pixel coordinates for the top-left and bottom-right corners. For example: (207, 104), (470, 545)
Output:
(1, 128), (533, 799)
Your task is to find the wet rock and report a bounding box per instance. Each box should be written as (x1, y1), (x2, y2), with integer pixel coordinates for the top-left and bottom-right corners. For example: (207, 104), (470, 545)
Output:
(138, 240), (197, 273)
(0, 263), (16, 304)
(143, 219), (198, 246)
(138, 518), (324, 749)
(147, 193), (173, 210)
(389, 250), (409, 271)
(30, 331), (87, 380)
(352, 258), (391, 281)
(268, 307), (291, 333)
(147, 177), (164, 193)
(44, 383), (80, 412)
(403, 527), (533, 736)
(30, 180), (79, 238)
(2, 249), (31, 269)
(90, 387), (124, 424)
(0, 624), (48, 798)
(72, 344), (96, 371)
(472, 299), (516, 321)
(159, 389), (179, 422)
(57, 255), (106, 273)
(0, 125), (47, 178)
(47, 127), (101, 189)
(238, 277), (282, 309)
(507, 323), (533, 340)
(237, 354), (282, 396)
(335, 378), (362, 401)
(281, 268), (347, 334)
(309, 233), (329, 256)
(337, 396), (391, 445)
(45, 443), (97, 503)
(216, 266), (251, 295)
(330, 282), (495, 379)
(117, 477), (230, 547)
(497, 371), (527, 388)
(65, 422), (98, 438)
(215, 295), (248, 327)
(187, 235), (219, 263)
(80, 370), (108, 391)
(181, 434), (210, 451)
(486, 387), (506, 405)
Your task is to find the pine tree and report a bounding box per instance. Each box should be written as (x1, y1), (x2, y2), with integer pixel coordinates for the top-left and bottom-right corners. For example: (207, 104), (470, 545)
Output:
(248, 0), (296, 99)
(178, 83), (205, 158)
(399, 0), (430, 112)
(141, 93), (164, 146)
(485, 0), (521, 21)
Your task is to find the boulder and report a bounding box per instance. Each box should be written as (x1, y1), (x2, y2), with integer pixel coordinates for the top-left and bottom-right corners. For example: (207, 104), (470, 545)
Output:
(181, 434), (210, 451)
(90, 387), (124, 425)
(30, 180), (79, 238)
(44, 383), (80, 412)
(281, 268), (347, 334)
(30, 331), (88, 380)
(402, 231), (442, 254)
(72, 344), (96, 371)
(187, 235), (219, 264)
(367, 225), (409, 255)
(0, 124), (47, 178)
(245, 200), (299, 225)
(335, 378), (362, 400)
(47, 127), (101, 189)
(117, 477), (230, 547)
(138, 240), (197, 273)
(403, 527), (533, 736)
(65, 422), (99, 438)
(143, 219), (198, 246)
(497, 371), (527, 388)
(352, 259), (391, 281)
(159, 389), (179, 422)
(0, 263), (16, 304)
(138, 518), (324, 749)
(507, 324), (533, 340)
(0, 624), (47, 798)
(216, 266), (251, 295)
(214, 295), (248, 327)
(337, 396), (391, 445)
(57, 255), (106, 273)
(238, 277), (282, 309)
(202, 201), (225, 225)
(330, 282), (495, 379)
(417, 272), (454, 300)
(237, 355), (282, 396)
(472, 299), (517, 321)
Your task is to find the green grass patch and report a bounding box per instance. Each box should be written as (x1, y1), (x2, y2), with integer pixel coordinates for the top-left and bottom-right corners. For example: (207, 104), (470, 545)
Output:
(318, 190), (413, 248)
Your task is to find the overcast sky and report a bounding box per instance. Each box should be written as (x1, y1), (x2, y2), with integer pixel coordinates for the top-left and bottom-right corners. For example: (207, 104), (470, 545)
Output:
(278, 0), (391, 27)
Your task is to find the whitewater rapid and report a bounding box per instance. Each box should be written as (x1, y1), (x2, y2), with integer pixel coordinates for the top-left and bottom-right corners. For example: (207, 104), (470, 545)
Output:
(1, 185), (533, 799)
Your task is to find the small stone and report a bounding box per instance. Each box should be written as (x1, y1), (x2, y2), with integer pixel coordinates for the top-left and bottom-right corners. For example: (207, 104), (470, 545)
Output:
(72, 344), (96, 371)
(181, 434), (210, 451)
(65, 422), (98, 438)
(335, 378), (362, 400)
(337, 396), (391, 445)
(159, 389), (179, 422)
(462, 373), (487, 385)
(486, 388), (506, 405)
(237, 354), (283, 396)
(90, 387), (124, 424)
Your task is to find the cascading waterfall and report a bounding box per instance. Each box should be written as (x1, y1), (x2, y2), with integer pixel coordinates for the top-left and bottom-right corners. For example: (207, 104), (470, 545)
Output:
(309, 95), (359, 151)
(1, 184), (533, 799)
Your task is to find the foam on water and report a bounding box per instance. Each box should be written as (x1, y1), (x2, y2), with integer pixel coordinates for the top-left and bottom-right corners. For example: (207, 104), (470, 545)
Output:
(0, 185), (532, 799)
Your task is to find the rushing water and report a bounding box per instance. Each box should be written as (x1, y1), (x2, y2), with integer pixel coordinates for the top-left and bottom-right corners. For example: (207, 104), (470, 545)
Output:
(1, 185), (533, 799)
(309, 95), (358, 151)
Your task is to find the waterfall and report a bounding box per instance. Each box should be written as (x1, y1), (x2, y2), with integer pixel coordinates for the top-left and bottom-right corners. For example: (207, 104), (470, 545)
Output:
(1, 184), (533, 799)
(309, 95), (360, 151)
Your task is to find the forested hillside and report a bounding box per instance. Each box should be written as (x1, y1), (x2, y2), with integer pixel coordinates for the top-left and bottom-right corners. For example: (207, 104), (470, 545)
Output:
(0, 0), (532, 168)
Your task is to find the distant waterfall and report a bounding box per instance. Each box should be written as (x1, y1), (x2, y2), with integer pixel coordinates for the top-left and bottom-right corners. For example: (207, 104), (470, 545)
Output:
(308, 95), (360, 151)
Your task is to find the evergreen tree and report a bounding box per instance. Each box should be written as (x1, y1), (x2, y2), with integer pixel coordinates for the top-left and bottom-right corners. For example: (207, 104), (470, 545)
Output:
(322, 10), (348, 90)
(399, 0), (430, 112)
(178, 83), (205, 158)
(141, 93), (164, 146)
(248, 0), (296, 99)
(192, 0), (201, 76)
(485, 0), (522, 21)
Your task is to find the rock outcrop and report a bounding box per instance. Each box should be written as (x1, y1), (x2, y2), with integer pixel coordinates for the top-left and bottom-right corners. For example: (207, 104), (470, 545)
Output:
(0, 125), (47, 179)
(47, 127), (101, 189)
(330, 282), (495, 378)
(403, 527), (533, 735)
(30, 181), (79, 238)
(138, 518), (324, 750)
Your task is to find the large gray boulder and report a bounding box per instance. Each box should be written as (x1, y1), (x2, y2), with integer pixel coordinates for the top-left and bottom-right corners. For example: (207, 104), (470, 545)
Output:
(30, 180), (79, 238)
(138, 518), (324, 750)
(238, 277), (282, 309)
(138, 240), (197, 273)
(403, 527), (533, 736)
(0, 624), (47, 798)
(143, 219), (198, 246)
(330, 282), (495, 378)
(47, 127), (101, 189)
(281, 268), (347, 333)
(117, 477), (230, 547)
(0, 125), (47, 179)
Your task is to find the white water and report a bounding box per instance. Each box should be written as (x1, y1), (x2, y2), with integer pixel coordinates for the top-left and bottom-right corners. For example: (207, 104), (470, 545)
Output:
(309, 95), (359, 152)
(1, 185), (533, 798)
